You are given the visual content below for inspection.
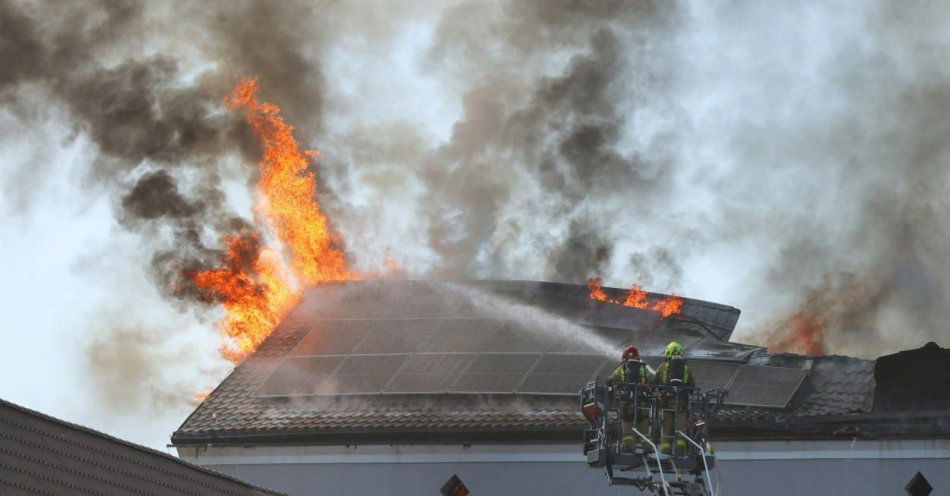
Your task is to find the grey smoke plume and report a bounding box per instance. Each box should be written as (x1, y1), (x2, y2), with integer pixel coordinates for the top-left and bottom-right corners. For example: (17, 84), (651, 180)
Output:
(0, 0), (334, 429)
(442, 282), (617, 356)
(324, 1), (681, 282)
(318, 0), (950, 357)
(84, 319), (213, 415)
(1, 0), (338, 300)
(2, 0), (949, 414)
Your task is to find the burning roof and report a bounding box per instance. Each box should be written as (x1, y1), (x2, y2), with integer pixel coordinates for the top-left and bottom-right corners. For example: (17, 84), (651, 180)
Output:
(173, 280), (740, 444)
(170, 280), (946, 447)
(181, 79), (358, 363)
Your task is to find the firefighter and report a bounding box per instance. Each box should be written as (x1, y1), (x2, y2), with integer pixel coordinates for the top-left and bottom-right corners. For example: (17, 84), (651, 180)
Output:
(654, 341), (695, 455)
(605, 345), (653, 452)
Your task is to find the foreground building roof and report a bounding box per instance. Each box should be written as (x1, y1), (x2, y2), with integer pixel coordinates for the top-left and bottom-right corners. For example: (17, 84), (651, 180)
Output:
(172, 280), (948, 446)
(0, 398), (285, 496)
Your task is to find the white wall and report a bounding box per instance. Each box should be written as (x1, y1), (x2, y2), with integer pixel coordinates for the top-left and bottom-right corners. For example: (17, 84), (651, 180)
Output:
(178, 439), (949, 495)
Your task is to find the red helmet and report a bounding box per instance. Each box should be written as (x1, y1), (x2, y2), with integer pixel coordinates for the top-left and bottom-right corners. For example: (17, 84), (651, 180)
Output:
(622, 345), (639, 360)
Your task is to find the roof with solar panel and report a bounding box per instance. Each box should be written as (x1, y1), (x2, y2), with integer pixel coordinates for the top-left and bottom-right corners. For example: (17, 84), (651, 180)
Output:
(173, 280), (943, 446)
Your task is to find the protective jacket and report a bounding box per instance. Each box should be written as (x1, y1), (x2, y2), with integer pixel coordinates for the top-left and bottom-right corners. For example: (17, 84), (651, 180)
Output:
(655, 343), (695, 455)
(654, 358), (695, 388)
(654, 357), (696, 412)
(606, 359), (653, 451)
(606, 360), (652, 385)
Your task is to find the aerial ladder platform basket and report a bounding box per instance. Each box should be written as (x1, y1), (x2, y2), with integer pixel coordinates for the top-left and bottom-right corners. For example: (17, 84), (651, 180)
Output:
(580, 373), (726, 496)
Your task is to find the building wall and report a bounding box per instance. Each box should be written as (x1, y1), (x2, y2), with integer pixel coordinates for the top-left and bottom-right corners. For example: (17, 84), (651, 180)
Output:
(178, 439), (949, 495)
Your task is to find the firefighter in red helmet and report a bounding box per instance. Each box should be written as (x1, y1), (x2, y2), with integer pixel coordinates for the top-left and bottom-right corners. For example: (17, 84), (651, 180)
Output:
(605, 345), (653, 451)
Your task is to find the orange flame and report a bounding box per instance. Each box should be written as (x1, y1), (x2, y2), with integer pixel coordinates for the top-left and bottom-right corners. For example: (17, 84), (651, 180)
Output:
(191, 78), (357, 362)
(587, 277), (618, 304)
(622, 284), (649, 309)
(192, 232), (298, 362)
(226, 78), (354, 285)
(771, 313), (826, 356)
(651, 295), (684, 318)
(587, 277), (684, 319)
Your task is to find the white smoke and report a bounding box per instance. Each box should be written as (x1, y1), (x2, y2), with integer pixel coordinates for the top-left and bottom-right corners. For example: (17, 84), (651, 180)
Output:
(3, 0), (950, 451)
(441, 282), (617, 356)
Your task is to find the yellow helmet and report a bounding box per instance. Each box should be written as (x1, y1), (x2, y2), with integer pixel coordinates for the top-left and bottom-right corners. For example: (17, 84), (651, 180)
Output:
(665, 341), (684, 358)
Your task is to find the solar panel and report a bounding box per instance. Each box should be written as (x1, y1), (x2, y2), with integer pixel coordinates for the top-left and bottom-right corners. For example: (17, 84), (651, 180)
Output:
(289, 320), (379, 356)
(517, 354), (607, 394)
(385, 353), (475, 393)
(324, 354), (410, 394)
(336, 285), (392, 319)
(688, 360), (742, 391)
(482, 322), (599, 353)
(451, 353), (541, 393)
(257, 356), (345, 396)
(419, 319), (504, 353)
(354, 319), (438, 354)
(481, 323), (548, 352)
(380, 287), (455, 319)
(725, 365), (807, 408)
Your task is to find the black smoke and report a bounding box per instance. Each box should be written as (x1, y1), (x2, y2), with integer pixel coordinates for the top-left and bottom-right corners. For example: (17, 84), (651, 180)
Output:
(0, 0), (333, 300)
(0, 0), (332, 417)
(313, 0), (950, 356)
(4, 0), (950, 368)
(321, 1), (681, 283)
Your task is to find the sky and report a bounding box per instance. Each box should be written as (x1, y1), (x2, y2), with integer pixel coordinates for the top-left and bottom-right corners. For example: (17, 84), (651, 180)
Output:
(1, 0), (949, 450)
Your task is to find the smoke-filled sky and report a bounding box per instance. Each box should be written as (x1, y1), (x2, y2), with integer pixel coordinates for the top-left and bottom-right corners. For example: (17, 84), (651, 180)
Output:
(1, 0), (949, 449)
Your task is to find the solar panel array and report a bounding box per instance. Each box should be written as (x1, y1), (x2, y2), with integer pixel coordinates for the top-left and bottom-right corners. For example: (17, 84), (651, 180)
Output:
(261, 320), (808, 407)
(256, 281), (800, 407)
(259, 316), (622, 397)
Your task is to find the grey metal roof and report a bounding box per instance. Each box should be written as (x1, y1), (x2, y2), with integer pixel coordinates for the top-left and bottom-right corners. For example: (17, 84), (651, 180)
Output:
(0, 398), (285, 496)
(172, 281), (943, 445)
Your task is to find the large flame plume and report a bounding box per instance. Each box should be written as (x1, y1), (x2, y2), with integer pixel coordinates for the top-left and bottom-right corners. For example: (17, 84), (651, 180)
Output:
(587, 277), (683, 318)
(190, 78), (356, 362)
(225, 80), (354, 285)
(771, 313), (826, 356)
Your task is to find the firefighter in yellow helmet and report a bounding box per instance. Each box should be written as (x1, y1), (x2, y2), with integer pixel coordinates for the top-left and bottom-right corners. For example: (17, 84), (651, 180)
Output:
(653, 341), (695, 455)
(605, 345), (653, 452)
